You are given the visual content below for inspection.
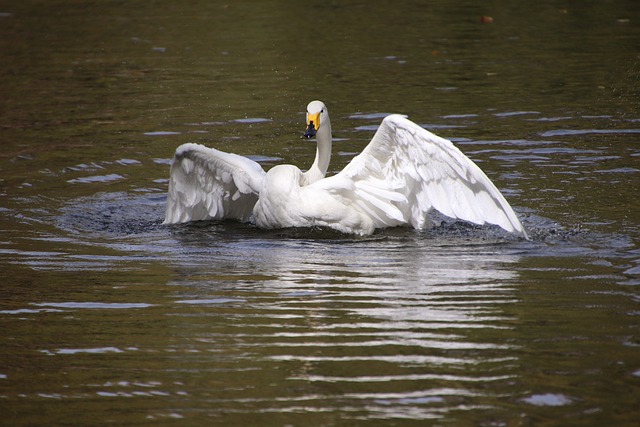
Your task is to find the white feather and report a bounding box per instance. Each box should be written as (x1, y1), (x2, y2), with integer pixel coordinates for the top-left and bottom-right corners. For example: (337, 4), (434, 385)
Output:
(163, 143), (265, 224)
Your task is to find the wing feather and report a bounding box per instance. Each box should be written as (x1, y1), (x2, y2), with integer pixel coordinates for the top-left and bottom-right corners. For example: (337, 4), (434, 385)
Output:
(163, 143), (266, 224)
(327, 115), (528, 237)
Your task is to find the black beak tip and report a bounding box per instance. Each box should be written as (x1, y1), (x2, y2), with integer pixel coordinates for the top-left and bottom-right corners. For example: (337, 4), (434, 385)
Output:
(304, 123), (317, 138)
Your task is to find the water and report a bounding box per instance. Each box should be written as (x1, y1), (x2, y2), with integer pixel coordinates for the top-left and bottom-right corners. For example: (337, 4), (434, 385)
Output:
(1, 0), (639, 425)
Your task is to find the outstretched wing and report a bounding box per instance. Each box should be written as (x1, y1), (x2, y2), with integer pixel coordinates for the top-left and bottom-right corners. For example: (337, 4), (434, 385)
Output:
(321, 115), (528, 237)
(163, 143), (266, 224)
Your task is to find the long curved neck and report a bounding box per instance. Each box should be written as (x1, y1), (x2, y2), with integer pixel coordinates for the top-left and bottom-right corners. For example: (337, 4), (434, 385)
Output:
(303, 120), (332, 185)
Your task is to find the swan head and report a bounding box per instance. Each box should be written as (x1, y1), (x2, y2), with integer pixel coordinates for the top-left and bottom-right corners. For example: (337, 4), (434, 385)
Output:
(304, 100), (328, 138)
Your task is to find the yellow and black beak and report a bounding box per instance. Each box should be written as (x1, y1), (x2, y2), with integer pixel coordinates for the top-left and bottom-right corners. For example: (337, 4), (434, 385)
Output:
(304, 112), (320, 138)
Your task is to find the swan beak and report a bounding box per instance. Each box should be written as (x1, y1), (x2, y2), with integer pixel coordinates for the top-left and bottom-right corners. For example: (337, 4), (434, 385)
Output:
(304, 112), (320, 138)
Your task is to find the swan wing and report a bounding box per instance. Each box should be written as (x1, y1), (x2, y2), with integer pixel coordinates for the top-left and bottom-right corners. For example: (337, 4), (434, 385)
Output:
(164, 143), (266, 224)
(324, 114), (527, 237)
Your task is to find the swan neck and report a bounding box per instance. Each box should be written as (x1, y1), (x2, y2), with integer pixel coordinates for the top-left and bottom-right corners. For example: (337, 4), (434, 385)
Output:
(311, 123), (332, 177)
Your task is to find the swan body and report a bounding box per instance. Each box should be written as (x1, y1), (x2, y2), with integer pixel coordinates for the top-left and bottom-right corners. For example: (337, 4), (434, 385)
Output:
(164, 101), (528, 238)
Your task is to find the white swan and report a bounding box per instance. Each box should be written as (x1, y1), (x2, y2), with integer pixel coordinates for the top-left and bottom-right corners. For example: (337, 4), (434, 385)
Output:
(164, 101), (528, 238)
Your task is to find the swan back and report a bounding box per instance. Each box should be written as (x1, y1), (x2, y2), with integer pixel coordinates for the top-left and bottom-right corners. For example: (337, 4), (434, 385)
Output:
(252, 164), (304, 229)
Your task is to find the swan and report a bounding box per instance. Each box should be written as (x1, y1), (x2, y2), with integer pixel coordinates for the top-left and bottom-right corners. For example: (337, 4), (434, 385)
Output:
(164, 100), (528, 238)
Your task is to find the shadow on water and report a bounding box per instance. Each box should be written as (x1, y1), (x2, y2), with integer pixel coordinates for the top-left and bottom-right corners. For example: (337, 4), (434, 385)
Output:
(53, 188), (631, 257)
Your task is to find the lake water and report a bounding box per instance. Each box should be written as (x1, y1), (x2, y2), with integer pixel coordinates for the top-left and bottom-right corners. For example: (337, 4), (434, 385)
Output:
(1, 1), (639, 425)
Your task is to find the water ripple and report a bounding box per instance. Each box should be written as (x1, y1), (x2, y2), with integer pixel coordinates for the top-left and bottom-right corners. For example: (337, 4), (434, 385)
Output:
(540, 128), (640, 137)
(33, 302), (154, 309)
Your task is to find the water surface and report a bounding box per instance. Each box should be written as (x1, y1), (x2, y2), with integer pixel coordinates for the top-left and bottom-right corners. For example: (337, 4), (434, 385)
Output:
(1, 1), (639, 425)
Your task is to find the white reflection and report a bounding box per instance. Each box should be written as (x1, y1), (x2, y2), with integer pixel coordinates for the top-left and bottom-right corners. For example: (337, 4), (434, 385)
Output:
(233, 232), (523, 389)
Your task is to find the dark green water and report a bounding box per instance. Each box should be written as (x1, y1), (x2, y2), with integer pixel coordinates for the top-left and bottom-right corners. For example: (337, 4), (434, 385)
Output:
(1, 1), (639, 425)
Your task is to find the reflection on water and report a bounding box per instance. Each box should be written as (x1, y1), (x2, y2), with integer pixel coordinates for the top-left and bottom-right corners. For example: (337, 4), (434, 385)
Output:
(162, 228), (523, 422)
(1, 0), (639, 425)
